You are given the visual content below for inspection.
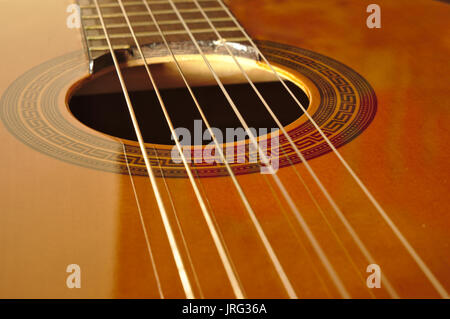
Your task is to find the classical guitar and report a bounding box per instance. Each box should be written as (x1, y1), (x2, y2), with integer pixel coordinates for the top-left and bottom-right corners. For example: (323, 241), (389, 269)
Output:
(0, 0), (449, 299)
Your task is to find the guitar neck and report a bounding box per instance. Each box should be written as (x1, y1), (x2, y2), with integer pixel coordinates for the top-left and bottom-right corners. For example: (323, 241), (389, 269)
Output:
(78, 0), (250, 72)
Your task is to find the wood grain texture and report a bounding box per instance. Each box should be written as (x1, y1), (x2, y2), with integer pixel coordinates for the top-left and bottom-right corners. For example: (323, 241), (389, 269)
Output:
(0, 0), (448, 298)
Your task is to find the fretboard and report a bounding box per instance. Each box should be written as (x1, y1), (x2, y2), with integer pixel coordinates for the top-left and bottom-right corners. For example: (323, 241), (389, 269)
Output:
(78, 0), (250, 68)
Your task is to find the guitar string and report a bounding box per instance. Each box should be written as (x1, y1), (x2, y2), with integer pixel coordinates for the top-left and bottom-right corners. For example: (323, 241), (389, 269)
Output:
(134, 21), (331, 297)
(119, 0), (296, 299)
(95, 0), (358, 300)
(215, 0), (448, 299)
(88, 0), (446, 300)
(122, 143), (164, 298)
(39, 33), (330, 297)
(93, 0), (196, 299)
(116, 0), (328, 300)
(163, 0), (350, 298)
(276, 147), (377, 298)
(192, 164), (247, 298)
(189, 0), (394, 298)
(114, 0), (246, 299)
(260, 173), (333, 298)
(152, 146), (205, 298)
(197, 145), (332, 298)
(137, 0), (297, 298)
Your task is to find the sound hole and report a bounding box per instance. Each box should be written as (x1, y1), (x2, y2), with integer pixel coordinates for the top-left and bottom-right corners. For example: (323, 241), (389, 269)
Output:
(69, 64), (310, 145)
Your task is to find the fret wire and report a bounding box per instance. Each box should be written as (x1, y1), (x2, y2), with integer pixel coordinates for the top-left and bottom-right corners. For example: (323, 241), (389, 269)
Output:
(80, 0), (215, 9)
(89, 44), (131, 51)
(83, 17), (233, 30)
(86, 27), (240, 40)
(82, 7), (224, 19)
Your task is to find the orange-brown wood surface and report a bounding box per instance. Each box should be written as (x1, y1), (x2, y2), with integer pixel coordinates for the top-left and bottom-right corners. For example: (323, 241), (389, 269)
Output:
(0, 0), (449, 298)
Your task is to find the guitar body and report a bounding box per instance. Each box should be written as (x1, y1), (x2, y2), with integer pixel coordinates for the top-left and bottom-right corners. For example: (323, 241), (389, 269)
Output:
(0, 0), (449, 299)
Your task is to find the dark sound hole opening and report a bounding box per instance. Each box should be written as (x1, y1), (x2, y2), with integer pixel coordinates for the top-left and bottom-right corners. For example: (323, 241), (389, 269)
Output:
(69, 81), (309, 145)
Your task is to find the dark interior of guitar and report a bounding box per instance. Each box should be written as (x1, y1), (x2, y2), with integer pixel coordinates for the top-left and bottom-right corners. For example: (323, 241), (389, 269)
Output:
(69, 64), (310, 144)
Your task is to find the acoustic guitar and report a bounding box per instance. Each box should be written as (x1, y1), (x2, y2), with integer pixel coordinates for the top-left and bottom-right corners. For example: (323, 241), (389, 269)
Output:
(0, 0), (449, 299)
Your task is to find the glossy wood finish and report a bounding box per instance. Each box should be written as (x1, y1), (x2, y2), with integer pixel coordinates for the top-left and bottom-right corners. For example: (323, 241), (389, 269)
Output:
(0, 0), (449, 298)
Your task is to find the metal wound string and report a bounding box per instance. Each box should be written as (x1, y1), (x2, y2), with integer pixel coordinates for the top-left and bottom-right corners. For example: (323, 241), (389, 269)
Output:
(115, 0), (245, 299)
(93, 0), (195, 299)
(191, 0), (375, 297)
(138, 0), (297, 299)
(165, 0), (350, 299)
(190, 0), (398, 298)
(214, 0), (448, 299)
